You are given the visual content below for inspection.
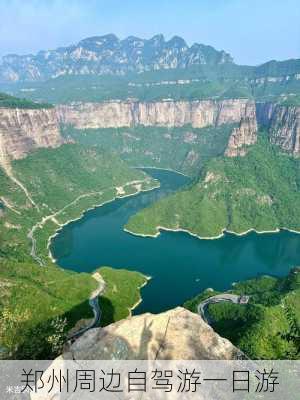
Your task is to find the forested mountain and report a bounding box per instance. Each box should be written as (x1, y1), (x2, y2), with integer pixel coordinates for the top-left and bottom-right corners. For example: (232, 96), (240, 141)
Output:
(0, 34), (233, 82)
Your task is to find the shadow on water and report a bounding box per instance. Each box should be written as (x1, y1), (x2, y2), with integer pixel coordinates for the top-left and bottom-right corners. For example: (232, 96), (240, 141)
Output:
(51, 168), (300, 315)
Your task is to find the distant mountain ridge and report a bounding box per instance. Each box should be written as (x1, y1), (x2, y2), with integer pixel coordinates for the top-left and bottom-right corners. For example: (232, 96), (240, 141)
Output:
(0, 34), (234, 82)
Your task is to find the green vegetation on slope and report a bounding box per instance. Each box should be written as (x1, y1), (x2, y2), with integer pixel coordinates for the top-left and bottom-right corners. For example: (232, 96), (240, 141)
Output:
(0, 261), (148, 359)
(126, 137), (300, 237)
(0, 260), (97, 359)
(0, 144), (156, 263)
(2, 58), (300, 105)
(0, 72), (251, 104)
(63, 124), (236, 177)
(184, 269), (300, 359)
(12, 144), (147, 211)
(0, 143), (154, 359)
(98, 267), (148, 326)
(0, 92), (53, 108)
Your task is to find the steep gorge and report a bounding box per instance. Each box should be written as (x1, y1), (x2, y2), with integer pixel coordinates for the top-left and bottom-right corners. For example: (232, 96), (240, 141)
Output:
(57, 98), (258, 159)
(1, 99), (299, 171)
(0, 107), (64, 210)
(57, 98), (256, 129)
(58, 99), (300, 159)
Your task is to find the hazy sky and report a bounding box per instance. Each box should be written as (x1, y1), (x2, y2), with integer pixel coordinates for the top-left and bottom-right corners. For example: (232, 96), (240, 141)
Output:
(0, 0), (299, 65)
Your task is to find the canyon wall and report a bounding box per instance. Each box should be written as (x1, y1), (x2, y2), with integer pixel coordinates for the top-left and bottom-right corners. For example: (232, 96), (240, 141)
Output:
(59, 99), (300, 157)
(3, 99), (298, 169)
(256, 102), (300, 155)
(0, 107), (64, 164)
(225, 106), (258, 157)
(57, 99), (256, 129)
(0, 98), (258, 174)
(57, 99), (258, 157)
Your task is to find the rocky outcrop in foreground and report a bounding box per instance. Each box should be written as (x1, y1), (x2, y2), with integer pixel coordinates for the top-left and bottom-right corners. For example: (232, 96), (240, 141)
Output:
(63, 307), (242, 360)
(256, 102), (300, 155)
(0, 107), (63, 164)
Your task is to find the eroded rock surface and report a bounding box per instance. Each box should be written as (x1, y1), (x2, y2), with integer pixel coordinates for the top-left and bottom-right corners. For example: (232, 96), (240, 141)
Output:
(256, 102), (300, 155)
(0, 107), (63, 164)
(57, 99), (256, 130)
(63, 307), (242, 360)
(225, 103), (258, 157)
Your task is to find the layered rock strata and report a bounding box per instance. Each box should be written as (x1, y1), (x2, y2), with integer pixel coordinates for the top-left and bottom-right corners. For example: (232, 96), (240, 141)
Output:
(0, 107), (63, 164)
(57, 99), (257, 130)
(256, 102), (300, 155)
(225, 102), (258, 157)
(9, 98), (300, 166)
(58, 99), (258, 157)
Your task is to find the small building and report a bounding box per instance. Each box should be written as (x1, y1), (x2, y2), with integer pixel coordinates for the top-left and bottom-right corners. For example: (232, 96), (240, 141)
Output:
(239, 295), (250, 304)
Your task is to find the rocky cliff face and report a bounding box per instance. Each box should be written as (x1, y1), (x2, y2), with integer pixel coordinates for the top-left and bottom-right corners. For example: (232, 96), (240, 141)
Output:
(58, 98), (257, 128)
(60, 98), (300, 158)
(64, 307), (242, 360)
(58, 98), (258, 157)
(0, 107), (63, 163)
(225, 102), (258, 157)
(256, 102), (300, 155)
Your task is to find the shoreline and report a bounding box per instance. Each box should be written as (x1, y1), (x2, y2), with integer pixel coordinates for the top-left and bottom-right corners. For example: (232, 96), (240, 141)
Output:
(132, 165), (190, 178)
(124, 224), (300, 242)
(45, 166), (190, 263)
(47, 179), (160, 263)
(128, 275), (152, 316)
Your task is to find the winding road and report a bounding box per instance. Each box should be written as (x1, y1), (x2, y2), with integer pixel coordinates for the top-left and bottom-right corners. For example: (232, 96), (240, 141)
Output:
(28, 177), (156, 266)
(197, 293), (249, 324)
(68, 272), (105, 341)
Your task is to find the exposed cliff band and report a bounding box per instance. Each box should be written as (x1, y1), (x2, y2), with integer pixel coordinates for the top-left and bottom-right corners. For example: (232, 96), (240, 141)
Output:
(256, 102), (300, 155)
(0, 107), (63, 164)
(1, 98), (299, 169)
(57, 99), (255, 128)
(57, 98), (258, 156)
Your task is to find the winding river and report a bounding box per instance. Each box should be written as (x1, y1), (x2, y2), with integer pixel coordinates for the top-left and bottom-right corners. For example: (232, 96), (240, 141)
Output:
(51, 168), (300, 314)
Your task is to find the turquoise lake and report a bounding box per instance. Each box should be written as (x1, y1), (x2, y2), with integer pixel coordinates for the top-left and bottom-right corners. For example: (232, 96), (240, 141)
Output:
(51, 168), (300, 314)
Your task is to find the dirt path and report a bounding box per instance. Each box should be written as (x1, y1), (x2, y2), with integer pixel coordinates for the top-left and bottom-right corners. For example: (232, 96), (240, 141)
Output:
(28, 178), (153, 265)
(0, 145), (38, 209)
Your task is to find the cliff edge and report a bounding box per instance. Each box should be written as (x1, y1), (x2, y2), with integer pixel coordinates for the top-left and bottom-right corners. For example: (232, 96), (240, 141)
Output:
(0, 107), (64, 166)
(63, 307), (242, 360)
